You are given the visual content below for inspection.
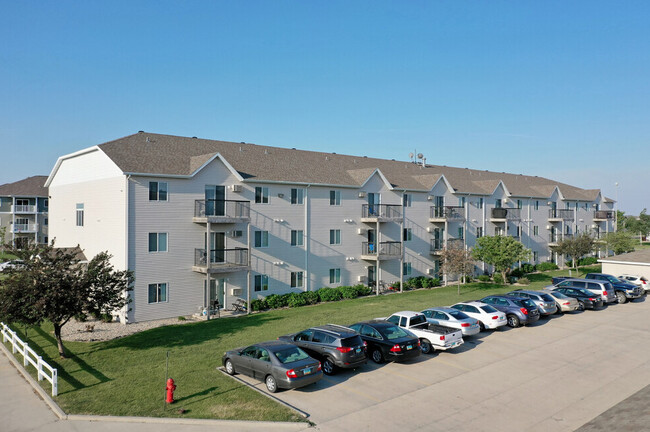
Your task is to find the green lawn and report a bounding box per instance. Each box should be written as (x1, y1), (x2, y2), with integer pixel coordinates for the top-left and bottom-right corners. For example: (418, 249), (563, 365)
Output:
(3, 265), (600, 421)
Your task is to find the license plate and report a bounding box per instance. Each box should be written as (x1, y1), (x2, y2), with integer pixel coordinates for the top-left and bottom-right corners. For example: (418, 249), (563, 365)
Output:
(302, 368), (312, 375)
(406, 345), (413, 350)
(356, 347), (362, 353)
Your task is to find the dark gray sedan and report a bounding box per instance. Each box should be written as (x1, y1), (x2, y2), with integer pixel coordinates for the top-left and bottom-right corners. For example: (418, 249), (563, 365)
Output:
(222, 340), (322, 393)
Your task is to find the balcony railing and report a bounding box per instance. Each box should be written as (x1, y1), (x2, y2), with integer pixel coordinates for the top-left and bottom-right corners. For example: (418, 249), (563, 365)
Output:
(194, 200), (250, 220)
(12, 205), (36, 213)
(361, 204), (403, 220)
(490, 208), (521, 220)
(429, 206), (465, 220)
(548, 209), (574, 220)
(12, 224), (38, 233)
(593, 210), (614, 220)
(361, 241), (402, 258)
(549, 233), (573, 244)
(430, 238), (464, 252)
(194, 248), (249, 270)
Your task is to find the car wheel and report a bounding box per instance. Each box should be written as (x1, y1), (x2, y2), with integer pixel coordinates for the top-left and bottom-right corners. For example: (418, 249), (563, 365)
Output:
(371, 348), (384, 364)
(616, 292), (627, 304)
(507, 314), (520, 328)
(420, 339), (432, 354)
(478, 321), (486, 331)
(224, 359), (236, 375)
(265, 375), (278, 393)
(322, 357), (336, 375)
(577, 300), (585, 311)
(555, 303), (563, 314)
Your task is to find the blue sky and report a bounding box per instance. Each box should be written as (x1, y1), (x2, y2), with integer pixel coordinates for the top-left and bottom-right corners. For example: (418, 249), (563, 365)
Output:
(1, 1), (648, 213)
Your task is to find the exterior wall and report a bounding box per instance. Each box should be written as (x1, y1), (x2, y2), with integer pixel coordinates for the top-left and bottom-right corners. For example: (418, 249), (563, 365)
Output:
(601, 262), (650, 280)
(0, 195), (49, 248)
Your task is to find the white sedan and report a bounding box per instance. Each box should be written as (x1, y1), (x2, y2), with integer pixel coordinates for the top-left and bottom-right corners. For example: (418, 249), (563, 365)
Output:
(450, 301), (507, 330)
(618, 274), (649, 292)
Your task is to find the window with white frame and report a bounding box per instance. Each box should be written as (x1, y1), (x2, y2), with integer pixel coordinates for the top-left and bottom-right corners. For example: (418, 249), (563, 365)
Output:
(533, 251), (538, 262)
(149, 182), (168, 201)
(535, 201), (539, 211)
(291, 271), (304, 288)
(254, 274), (269, 291)
(329, 229), (341, 245)
(329, 190), (341, 206)
(478, 197), (484, 209)
(403, 193), (412, 207)
(459, 196), (466, 207)
(403, 228), (412, 241)
(329, 268), (341, 284)
(477, 226), (483, 238)
(495, 199), (502, 208)
(255, 187), (269, 204)
(458, 227), (464, 240)
(148, 232), (168, 252)
(148, 283), (168, 303)
(291, 230), (304, 246)
(76, 203), (84, 226)
(517, 199), (522, 209)
(403, 262), (412, 276)
(533, 226), (539, 236)
(254, 230), (269, 247)
(290, 188), (304, 205)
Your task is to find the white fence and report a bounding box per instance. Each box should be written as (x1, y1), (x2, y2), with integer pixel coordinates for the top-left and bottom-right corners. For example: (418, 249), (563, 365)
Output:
(1, 322), (58, 396)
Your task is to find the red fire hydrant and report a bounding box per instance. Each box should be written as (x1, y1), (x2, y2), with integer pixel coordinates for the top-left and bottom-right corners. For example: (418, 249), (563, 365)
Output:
(166, 378), (176, 404)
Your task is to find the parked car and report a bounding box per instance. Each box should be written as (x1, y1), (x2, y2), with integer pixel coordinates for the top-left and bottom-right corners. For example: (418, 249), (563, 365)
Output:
(550, 287), (604, 310)
(450, 301), (507, 330)
(222, 340), (322, 392)
(0, 259), (24, 272)
(420, 307), (481, 336)
(584, 273), (644, 303)
(506, 290), (558, 316)
(348, 320), (421, 364)
(480, 295), (540, 328)
(548, 279), (617, 304)
(383, 311), (464, 354)
(542, 289), (580, 313)
(278, 324), (367, 375)
(618, 274), (649, 292)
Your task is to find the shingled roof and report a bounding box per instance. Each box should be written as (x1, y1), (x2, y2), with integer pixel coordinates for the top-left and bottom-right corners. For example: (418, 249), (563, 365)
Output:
(0, 176), (48, 197)
(96, 132), (602, 200)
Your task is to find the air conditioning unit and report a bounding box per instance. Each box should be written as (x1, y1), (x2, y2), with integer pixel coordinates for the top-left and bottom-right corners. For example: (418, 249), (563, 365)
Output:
(426, 226), (433, 233)
(231, 230), (243, 238)
(427, 195), (433, 201)
(230, 288), (242, 296)
(230, 184), (242, 192)
(357, 228), (367, 235)
(357, 275), (367, 282)
(358, 191), (366, 198)
(427, 268), (435, 275)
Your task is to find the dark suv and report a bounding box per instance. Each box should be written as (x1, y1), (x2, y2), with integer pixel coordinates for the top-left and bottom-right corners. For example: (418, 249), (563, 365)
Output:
(480, 295), (540, 328)
(278, 324), (367, 374)
(585, 273), (644, 304)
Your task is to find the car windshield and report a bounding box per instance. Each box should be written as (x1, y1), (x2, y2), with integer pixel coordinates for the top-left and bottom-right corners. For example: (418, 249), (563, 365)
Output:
(381, 326), (410, 340)
(551, 291), (568, 299)
(448, 310), (470, 320)
(479, 305), (498, 313)
(274, 346), (310, 364)
(605, 275), (620, 283)
(540, 294), (554, 302)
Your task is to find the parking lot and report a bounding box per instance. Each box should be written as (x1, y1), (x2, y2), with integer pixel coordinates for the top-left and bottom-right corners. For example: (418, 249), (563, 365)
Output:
(235, 298), (650, 431)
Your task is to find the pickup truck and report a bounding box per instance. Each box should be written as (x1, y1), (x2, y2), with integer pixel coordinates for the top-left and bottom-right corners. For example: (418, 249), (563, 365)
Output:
(382, 311), (464, 354)
(585, 273), (644, 303)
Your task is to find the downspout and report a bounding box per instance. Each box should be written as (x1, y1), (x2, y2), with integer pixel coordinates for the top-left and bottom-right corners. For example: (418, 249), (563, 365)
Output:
(247, 222), (251, 315)
(400, 189), (405, 293)
(124, 175), (131, 323)
(305, 184), (311, 292)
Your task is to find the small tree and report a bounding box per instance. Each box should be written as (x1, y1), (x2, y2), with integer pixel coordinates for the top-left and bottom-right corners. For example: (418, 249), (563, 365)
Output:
(601, 231), (636, 256)
(440, 245), (475, 295)
(472, 236), (531, 283)
(553, 233), (595, 269)
(0, 243), (133, 357)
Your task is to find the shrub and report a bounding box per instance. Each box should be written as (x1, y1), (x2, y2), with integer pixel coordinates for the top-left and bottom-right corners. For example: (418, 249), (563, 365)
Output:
(536, 262), (559, 271)
(300, 291), (320, 305)
(390, 281), (401, 290)
(354, 284), (373, 296)
(478, 275), (491, 282)
(518, 277), (531, 285)
(265, 294), (288, 309)
(429, 278), (441, 287)
(317, 287), (342, 302)
(287, 292), (307, 308)
(522, 263), (536, 273)
(250, 298), (267, 311)
(340, 286), (360, 299)
(100, 313), (113, 323)
(493, 273), (505, 285)
(177, 316), (186, 321)
(510, 268), (525, 278)
(579, 257), (598, 266)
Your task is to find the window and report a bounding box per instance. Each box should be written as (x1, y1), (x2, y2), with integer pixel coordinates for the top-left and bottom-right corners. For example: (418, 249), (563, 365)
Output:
(329, 268), (341, 284)
(584, 202), (589, 210)
(44, 218), (48, 226)
(291, 271), (304, 288)
(76, 203), (84, 226)
(458, 227), (464, 240)
(517, 199), (522, 209)
(254, 274), (269, 291)
(329, 229), (341, 245)
(254, 230), (269, 248)
(149, 182), (168, 201)
(148, 283), (168, 303)
(329, 190), (341, 206)
(403, 228), (412, 241)
(476, 226), (483, 238)
(403, 193), (412, 207)
(533, 226), (539, 236)
(495, 199), (502, 208)
(535, 201), (539, 211)
(44, 199), (48, 209)
(403, 262), (412, 276)
(495, 226), (504, 236)
(533, 251), (538, 262)
(255, 187), (269, 204)
(515, 226), (521, 237)
(459, 197), (466, 207)
(290, 188), (304, 205)
(478, 197), (484, 209)
(290, 230), (304, 246)
(148, 232), (168, 252)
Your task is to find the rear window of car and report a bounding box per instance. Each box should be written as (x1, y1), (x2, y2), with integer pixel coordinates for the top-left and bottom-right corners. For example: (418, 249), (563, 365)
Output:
(479, 305), (497, 313)
(274, 346), (310, 364)
(340, 335), (363, 347)
(410, 314), (427, 326)
(587, 282), (602, 291)
(551, 291), (568, 299)
(381, 326), (410, 340)
(540, 294), (554, 302)
(514, 299), (535, 308)
(448, 310), (469, 320)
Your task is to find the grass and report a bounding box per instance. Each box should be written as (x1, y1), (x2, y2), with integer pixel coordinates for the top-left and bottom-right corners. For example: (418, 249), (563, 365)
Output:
(2, 264), (600, 421)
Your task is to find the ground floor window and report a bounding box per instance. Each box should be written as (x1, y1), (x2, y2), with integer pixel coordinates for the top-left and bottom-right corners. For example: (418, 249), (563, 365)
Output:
(329, 268), (341, 284)
(254, 274), (269, 291)
(291, 271), (304, 288)
(148, 283), (168, 303)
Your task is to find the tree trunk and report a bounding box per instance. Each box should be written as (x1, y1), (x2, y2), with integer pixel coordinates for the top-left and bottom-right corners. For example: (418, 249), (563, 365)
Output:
(501, 270), (507, 285)
(53, 323), (67, 358)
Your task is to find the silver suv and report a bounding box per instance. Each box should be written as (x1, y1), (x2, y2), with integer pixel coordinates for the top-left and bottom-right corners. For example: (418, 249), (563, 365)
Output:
(550, 279), (616, 304)
(506, 290), (558, 315)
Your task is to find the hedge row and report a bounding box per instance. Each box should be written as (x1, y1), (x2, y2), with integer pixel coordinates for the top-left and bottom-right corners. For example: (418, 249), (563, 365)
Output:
(250, 284), (374, 312)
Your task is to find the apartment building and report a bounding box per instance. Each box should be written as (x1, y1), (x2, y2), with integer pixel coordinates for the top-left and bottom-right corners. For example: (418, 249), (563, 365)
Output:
(0, 176), (49, 249)
(45, 132), (615, 323)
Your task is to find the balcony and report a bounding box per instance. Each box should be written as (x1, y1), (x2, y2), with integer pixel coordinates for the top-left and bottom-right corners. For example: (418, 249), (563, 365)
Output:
(429, 206), (465, 223)
(12, 223), (38, 233)
(193, 200), (250, 224)
(361, 204), (403, 223)
(12, 205), (37, 213)
(193, 248), (250, 274)
(430, 238), (464, 255)
(593, 210), (614, 222)
(490, 208), (521, 222)
(548, 209), (574, 222)
(549, 233), (573, 246)
(360, 241), (402, 260)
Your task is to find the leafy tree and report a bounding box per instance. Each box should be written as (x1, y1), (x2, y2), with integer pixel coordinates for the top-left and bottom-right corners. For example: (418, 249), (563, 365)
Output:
(472, 236), (531, 283)
(552, 233), (595, 269)
(600, 231), (636, 256)
(440, 244), (475, 295)
(0, 243), (133, 357)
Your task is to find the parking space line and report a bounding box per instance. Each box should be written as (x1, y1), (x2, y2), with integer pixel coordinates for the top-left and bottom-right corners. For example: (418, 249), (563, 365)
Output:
(433, 357), (472, 372)
(379, 367), (425, 384)
(337, 383), (383, 402)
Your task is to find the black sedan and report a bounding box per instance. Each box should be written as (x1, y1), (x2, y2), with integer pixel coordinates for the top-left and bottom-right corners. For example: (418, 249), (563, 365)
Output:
(349, 320), (421, 364)
(552, 287), (604, 310)
(222, 340), (322, 392)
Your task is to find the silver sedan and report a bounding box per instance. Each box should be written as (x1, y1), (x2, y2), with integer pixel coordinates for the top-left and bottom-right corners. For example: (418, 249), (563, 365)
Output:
(421, 307), (481, 336)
